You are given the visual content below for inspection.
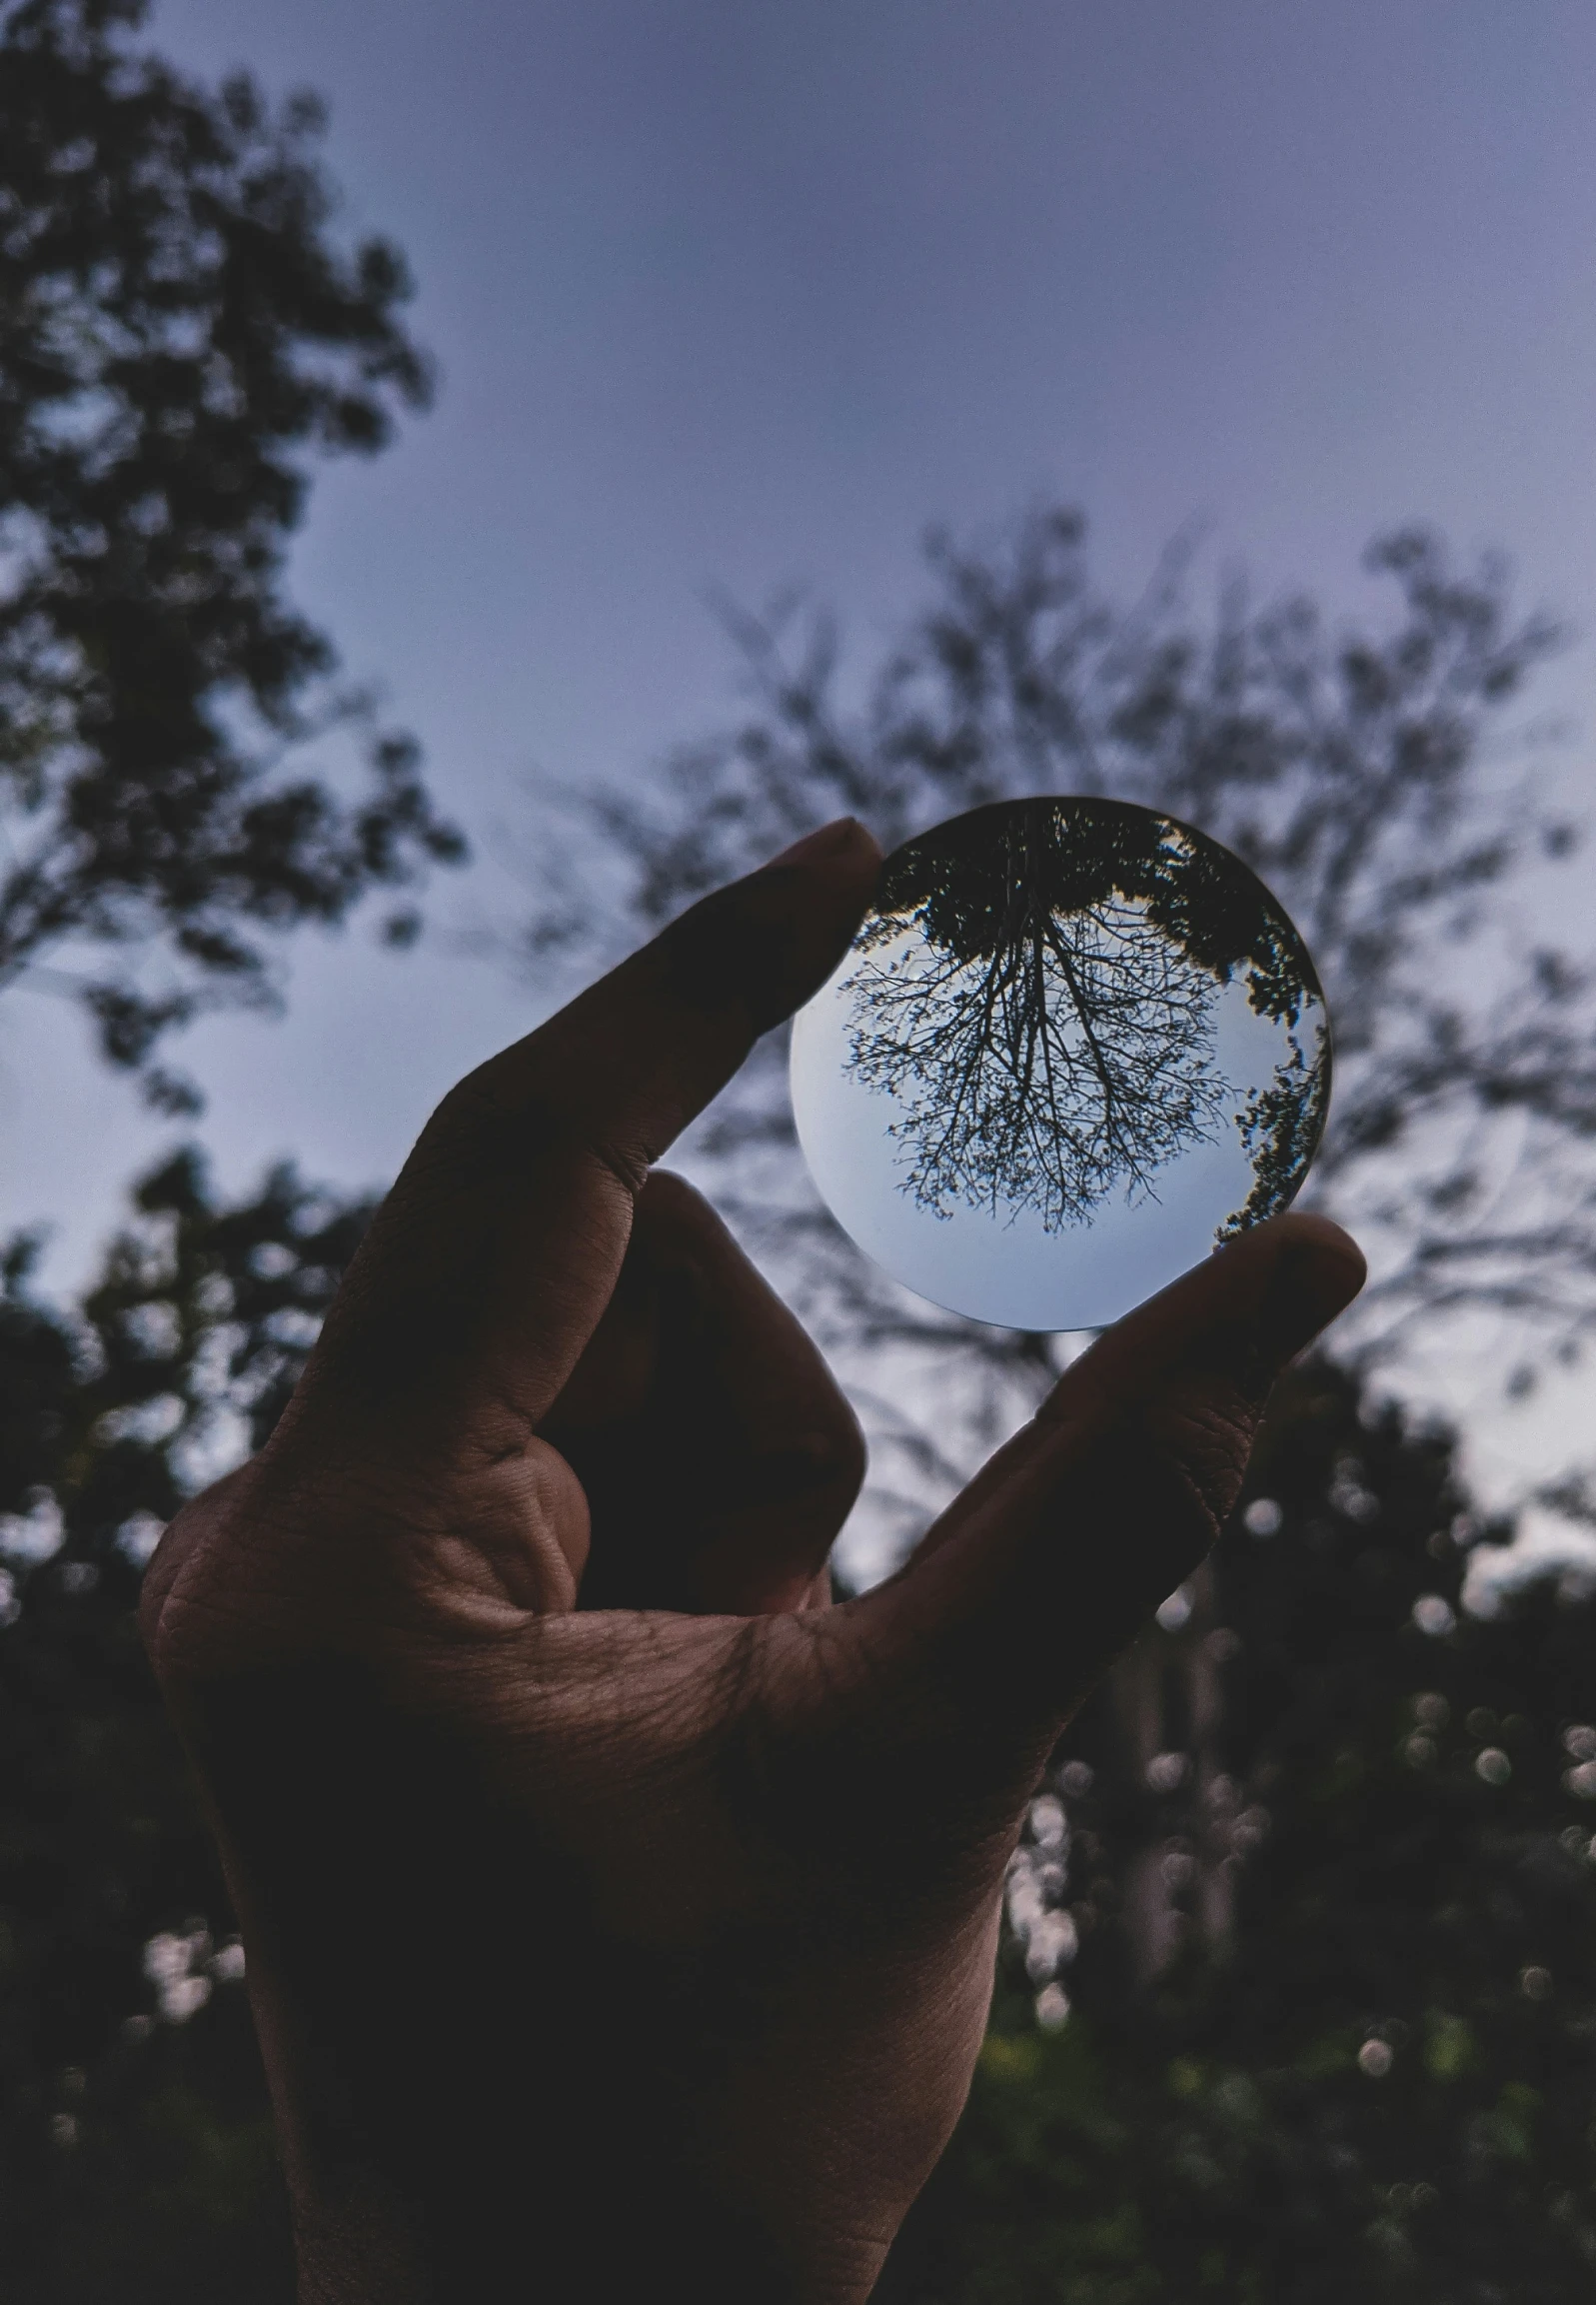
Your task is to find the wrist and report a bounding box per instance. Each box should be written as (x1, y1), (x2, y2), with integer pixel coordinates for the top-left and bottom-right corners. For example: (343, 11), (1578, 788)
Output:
(255, 1974), (896, 2305)
(285, 2145), (889, 2305)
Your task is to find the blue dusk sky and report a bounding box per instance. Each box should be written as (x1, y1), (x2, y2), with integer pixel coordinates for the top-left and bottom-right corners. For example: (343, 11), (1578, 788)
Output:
(4, 0), (1595, 1514)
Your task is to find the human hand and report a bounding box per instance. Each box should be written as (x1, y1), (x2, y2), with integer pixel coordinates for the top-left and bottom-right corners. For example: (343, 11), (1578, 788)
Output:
(139, 820), (1364, 2304)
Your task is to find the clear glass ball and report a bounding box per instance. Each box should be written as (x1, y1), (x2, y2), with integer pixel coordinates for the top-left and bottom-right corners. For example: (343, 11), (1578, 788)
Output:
(790, 797), (1330, 1330)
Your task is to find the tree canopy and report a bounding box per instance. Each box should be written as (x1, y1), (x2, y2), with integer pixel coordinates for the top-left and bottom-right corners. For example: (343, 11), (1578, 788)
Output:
(0, 0), (463, 1111)
(843, 797), (1324, 1233)
(543, 510), (1581, 1373)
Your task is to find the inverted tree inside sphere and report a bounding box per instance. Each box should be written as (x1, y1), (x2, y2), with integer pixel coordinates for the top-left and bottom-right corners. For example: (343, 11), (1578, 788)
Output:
(790, 798), (1331, 1330)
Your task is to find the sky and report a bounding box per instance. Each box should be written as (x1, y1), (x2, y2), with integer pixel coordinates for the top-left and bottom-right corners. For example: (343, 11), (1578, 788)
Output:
(4, 0), (1596, 1518)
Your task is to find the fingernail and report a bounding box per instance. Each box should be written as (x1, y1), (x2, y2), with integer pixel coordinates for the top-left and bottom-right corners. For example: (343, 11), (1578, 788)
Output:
(766, 818), (867, 870)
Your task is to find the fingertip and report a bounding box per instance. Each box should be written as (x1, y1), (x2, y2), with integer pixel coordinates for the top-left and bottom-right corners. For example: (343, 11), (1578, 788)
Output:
(1045, 1210), (1365, 1425)
(1265, 1210), (1367, 1297)
(1239, 1211), (1366, 1358)
(841, 1212), (1367, 1771)
(672, 817), (881, 1034)
(765, 817), (881, 874)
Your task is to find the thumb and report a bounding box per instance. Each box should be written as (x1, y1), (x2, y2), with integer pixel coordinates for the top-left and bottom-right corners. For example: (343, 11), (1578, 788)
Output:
(844, 1212), (1364, 1788)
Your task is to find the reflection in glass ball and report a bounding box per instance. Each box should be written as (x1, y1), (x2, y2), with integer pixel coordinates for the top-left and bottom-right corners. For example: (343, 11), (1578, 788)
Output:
(790, 798), (1331, 1331)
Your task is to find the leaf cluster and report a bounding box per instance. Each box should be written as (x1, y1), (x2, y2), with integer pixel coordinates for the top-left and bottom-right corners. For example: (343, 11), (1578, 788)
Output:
(0, 0), (463, 1109)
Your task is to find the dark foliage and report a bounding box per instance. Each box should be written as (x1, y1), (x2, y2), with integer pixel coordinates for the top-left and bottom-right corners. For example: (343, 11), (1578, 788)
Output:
(0, 1150), (374, 2299)
(0, 0), (464, 1112)
(882, 1366), (1596, 2302)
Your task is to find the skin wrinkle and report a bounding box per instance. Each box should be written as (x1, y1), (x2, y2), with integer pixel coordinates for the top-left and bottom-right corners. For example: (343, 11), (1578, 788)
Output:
(1142, 1389), (1259, 1537)
(727, 1615), (1026, 1942)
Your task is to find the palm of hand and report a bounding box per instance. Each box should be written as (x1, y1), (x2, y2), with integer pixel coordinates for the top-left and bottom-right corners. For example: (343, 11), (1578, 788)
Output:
(146, 1167), (1002, 2302)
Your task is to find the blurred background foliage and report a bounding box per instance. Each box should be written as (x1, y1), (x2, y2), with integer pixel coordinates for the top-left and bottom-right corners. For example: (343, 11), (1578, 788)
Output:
(0, 0), (462, 1118)
(6, 6), (1596, 2303)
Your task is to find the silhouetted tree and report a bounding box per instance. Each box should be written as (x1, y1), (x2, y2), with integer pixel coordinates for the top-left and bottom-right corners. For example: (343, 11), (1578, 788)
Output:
(840, 797), (1323, 1232)
(521, 504), (1592, 1995)
(0, 0), (463, 1112)
(529, 509), (1582, 1394)
(0, 8), (463, 2282)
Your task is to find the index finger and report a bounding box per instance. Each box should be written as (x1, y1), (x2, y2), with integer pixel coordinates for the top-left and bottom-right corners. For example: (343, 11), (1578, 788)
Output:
(273, 819), (881, 1474)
